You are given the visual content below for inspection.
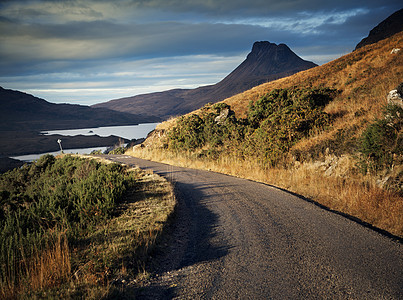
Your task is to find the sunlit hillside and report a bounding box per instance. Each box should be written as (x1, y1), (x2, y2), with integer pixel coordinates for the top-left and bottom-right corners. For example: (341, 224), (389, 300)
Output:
(224, 31), (402, 154)
(157, 31), (402, 141)
(128, 32), (403, 237)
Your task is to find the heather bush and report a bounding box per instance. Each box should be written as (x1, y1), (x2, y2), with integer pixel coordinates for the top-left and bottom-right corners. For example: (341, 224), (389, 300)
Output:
(0, 155), (136, 297)
(359, 104), (403, 173)
(167, 87), (335, 166)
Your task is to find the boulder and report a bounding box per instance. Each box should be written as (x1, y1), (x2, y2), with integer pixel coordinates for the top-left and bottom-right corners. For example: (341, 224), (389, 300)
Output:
(214, 108), (230, 124)
(387, 89), (403, 108)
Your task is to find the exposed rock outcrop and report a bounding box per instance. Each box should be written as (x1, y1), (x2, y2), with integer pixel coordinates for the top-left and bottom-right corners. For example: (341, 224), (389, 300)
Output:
(214, 108), (230, 124)
(387, 83), (403, 108)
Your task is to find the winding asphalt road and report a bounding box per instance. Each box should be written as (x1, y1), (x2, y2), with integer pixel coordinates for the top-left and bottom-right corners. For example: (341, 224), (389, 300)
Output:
(105, 155), (402, 299)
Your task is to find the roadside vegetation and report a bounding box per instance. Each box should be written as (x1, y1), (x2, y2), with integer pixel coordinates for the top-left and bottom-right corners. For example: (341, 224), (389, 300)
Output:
(128, 32), (403, 237)
(0, 154), (175, 299)
(166, 87), (335, 166)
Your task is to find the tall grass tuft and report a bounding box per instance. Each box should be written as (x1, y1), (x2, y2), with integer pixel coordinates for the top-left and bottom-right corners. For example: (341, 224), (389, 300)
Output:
(0, 230), (70, 299)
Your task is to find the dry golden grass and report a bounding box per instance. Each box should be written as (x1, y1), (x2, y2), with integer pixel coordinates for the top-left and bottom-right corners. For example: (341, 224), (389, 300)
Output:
(0, 232), (71, 299)
(127, 32), (403, 237)
(29, 233), (71, 291)
(127, 147), (402, 237)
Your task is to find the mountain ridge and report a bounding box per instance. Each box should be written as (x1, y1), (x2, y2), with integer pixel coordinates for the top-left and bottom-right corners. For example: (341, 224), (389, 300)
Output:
(0, 86), (159, 157)
(92, 41), (317, 119)
(0, 86), (159, 131)
(355, 8), (403, 50)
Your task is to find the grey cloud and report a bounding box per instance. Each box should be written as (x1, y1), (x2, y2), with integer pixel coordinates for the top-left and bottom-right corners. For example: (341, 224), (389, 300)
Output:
(0, 18), (268, 76)
(3, 0), (401, 22)
(0, 0), (104, 23)
(123, 0), (402, 18)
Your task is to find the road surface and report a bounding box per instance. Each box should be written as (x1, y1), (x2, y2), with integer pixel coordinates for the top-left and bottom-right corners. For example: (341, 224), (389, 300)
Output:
(105, 155), (402, 299)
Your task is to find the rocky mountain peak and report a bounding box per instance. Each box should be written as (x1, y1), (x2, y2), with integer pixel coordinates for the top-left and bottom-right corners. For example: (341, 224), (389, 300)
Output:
(226, 40), (316, 79)
(249, 41), (276, 57)
(247, 41), (292, 61)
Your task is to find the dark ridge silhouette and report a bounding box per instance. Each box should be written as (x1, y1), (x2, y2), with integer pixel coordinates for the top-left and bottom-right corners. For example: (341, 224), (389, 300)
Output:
(0, 86), (160, 131)
(355, 8), (403, 50)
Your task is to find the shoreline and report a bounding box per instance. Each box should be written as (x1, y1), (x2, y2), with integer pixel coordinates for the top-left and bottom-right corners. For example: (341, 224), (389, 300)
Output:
(0, 131), (131, 173)
(0, 130), (128, 157)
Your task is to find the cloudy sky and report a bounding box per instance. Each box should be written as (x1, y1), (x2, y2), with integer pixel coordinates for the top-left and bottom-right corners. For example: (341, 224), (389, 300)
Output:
(0, 0), (401, 105)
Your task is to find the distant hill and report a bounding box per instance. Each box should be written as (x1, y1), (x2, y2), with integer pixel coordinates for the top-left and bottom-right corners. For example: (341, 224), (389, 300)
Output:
(92, 41), (317, 119)
(355, 8), (403, 50)
(0, 87), (160, 131)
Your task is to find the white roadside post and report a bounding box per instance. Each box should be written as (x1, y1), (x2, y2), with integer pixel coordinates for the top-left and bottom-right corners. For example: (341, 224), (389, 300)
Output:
(57, 139), (64, 153)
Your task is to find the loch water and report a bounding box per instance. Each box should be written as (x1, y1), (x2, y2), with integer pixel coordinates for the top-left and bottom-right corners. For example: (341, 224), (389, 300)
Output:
(11, 123), (158, 162)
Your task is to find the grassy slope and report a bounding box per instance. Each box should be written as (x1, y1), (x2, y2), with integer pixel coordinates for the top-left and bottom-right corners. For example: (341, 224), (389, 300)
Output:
(128, 32), (403, 237)
(228, 33), (401, 112)
(154, 31), (402, 153)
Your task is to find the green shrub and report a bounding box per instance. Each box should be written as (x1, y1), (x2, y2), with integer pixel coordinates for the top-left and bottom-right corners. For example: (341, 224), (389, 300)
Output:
(0, 155), (136, 294)
(359, 104), (403, 173)
(242, 88), (334, 165)
(168, 114), (206, 151)
(167, 87), (336, 166)
(108, 146), (126, 155)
